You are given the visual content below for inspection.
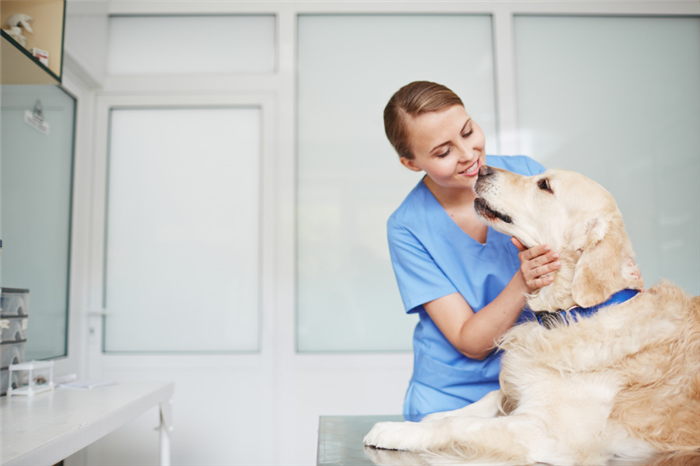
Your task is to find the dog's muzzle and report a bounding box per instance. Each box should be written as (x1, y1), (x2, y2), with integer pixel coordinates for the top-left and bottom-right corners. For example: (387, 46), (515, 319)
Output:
(474, 198), (512, 224)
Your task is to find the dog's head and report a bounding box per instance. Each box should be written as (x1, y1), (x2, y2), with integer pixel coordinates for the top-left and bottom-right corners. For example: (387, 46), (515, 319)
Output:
(474, 165), (642, 311)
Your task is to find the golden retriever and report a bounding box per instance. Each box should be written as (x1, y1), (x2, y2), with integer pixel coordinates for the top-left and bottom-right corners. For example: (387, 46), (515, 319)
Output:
(364, 166), (700, 465)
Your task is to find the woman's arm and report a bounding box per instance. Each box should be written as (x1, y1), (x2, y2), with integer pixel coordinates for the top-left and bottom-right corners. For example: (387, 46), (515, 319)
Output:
(425, 243), (560, 360)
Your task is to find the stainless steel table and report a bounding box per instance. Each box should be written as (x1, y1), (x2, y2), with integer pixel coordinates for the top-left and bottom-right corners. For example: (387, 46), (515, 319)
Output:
(317, 415), (412, 466)
(317, 415), (700, 466)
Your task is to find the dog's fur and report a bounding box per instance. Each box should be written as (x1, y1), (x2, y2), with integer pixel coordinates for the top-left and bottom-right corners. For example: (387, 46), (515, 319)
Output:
(364, 167), (700, 465)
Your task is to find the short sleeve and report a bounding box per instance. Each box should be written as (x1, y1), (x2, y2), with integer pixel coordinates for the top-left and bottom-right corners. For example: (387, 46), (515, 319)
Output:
(387, 219), (458, 314)
(524, 156), (546, 176)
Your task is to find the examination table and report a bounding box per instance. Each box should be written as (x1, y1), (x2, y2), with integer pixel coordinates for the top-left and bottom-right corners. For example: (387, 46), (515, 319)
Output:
(316, 415), (700, 466)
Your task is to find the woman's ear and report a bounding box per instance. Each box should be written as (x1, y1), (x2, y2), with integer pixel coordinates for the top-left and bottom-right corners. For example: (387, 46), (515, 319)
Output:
(400, 157), (422, 172)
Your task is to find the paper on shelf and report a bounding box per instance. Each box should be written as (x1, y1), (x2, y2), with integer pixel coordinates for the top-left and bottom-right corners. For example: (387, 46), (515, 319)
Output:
(60, 380), (117, 390)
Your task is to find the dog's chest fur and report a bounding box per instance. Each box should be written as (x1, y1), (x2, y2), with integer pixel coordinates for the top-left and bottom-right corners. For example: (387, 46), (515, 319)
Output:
(496, 283), (700, 447)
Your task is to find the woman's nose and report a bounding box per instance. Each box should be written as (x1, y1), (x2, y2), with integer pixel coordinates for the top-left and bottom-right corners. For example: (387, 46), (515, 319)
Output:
(457, 140), (474, 160)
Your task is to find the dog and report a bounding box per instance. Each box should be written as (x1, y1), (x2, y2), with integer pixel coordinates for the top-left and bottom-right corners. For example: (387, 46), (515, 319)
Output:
(364, 166), (700, 465)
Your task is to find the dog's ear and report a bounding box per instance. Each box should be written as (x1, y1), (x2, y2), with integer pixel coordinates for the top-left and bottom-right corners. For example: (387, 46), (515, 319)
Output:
(569, 217), (608, 253)
(570, 217), (623, 307)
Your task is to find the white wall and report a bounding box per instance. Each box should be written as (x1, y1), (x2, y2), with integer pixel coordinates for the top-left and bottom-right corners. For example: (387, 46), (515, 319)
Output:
(64, 2), (109, 86)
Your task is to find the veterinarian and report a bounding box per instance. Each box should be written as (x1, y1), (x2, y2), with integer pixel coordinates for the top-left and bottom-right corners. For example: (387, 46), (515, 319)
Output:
(385, 81), (561, 419)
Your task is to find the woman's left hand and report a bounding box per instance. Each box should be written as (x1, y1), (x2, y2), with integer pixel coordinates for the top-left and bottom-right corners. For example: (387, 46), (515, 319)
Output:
(625, 257), (645, 291)
(511, 237), (561, 293)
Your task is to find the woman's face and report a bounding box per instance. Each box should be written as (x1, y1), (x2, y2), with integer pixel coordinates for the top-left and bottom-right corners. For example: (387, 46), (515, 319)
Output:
(401, 105), (486, 192)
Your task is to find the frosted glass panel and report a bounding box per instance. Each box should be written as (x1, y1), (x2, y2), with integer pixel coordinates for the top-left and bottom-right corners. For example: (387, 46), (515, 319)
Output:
(514, 16), (700, 295)
(297, 15), (497, 352)
(105, 108), (260, 353)
(1, 85), (75, 360)
(108, 15), (275, 74)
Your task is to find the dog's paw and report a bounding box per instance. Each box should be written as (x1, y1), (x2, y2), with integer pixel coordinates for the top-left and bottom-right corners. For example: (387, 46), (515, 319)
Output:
(363, 421), (430, 452)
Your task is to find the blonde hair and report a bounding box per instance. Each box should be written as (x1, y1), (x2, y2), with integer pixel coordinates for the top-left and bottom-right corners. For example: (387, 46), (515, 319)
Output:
(384, 81), (464, 160)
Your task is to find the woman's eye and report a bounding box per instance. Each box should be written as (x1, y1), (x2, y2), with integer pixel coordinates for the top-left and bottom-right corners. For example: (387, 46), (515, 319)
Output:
(437, 148), (451, 158)
(462, 130), (474, 138)
(537, 178), (553, 193)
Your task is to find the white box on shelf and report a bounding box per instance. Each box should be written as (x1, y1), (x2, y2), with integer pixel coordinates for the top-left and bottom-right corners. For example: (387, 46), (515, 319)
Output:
(8, 360), (54, 397)
(31, 47), (49, 66)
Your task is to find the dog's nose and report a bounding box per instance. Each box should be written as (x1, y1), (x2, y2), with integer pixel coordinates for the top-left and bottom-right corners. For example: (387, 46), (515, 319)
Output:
(478, 165), (494, 177)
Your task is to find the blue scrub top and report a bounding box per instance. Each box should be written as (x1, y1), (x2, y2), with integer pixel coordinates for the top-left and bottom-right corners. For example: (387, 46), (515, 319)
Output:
(388, 155), (545, 419)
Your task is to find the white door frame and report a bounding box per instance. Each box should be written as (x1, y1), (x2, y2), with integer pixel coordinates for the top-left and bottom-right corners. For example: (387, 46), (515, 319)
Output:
(86, 91), (278, 457)
(88, 91), (277, 361)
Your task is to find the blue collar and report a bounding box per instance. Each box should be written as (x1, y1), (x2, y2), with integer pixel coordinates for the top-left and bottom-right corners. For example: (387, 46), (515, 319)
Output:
(535, 289), (641, 329)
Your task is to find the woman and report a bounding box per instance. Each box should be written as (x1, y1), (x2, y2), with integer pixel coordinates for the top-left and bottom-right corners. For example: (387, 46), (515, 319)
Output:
(385, 81), (560, 419)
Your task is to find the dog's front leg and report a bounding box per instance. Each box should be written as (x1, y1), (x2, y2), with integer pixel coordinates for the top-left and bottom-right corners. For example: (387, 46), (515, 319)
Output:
(421, 389), (502, 422)
(363, 390), (503, 452)
(365, 414), (545, 463)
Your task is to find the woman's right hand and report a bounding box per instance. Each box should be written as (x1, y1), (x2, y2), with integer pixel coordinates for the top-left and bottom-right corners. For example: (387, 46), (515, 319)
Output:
(511, 238), (561, 292)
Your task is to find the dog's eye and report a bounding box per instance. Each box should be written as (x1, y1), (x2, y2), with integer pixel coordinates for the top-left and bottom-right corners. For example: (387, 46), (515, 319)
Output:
(537, 178), (553, 194)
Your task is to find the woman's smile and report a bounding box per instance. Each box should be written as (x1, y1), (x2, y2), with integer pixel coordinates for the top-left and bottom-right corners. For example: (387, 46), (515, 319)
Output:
(459, 158), (481, 177)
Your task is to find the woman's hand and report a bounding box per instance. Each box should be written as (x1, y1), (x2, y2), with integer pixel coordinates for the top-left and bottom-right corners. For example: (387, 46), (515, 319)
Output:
(511, 237), (561, 292)
(625, 257), (645, 291)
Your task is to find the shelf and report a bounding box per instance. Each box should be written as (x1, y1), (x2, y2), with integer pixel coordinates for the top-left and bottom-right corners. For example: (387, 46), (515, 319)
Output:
(0, 0), (65, 85)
